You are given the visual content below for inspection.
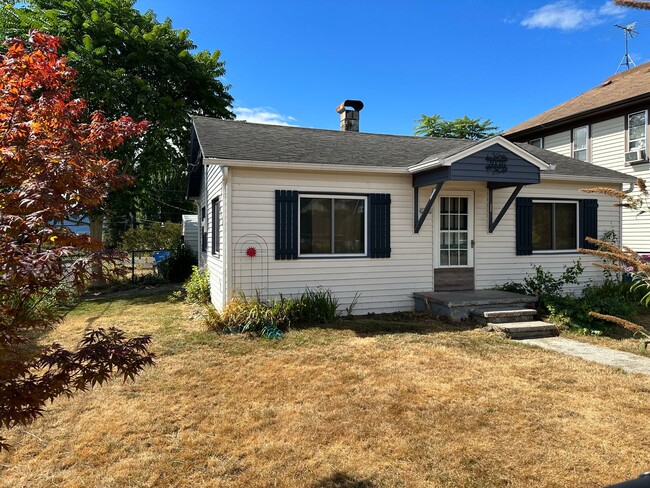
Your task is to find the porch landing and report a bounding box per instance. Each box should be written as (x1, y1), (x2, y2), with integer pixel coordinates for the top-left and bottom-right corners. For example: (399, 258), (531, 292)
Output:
(413, 290), (537, 321)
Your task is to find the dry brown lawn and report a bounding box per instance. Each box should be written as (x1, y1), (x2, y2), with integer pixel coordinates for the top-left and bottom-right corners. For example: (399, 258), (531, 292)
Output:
(2, 288), (650, 487)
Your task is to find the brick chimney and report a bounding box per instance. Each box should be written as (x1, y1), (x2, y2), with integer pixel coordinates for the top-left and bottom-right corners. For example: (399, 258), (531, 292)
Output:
(336, 100), (364, 132)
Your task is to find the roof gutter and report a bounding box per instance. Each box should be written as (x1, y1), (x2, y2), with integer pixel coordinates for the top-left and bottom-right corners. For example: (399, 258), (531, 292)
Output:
(203, 157), (409, 174)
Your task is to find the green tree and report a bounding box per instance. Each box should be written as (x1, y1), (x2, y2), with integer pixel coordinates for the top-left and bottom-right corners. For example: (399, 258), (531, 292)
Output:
(414, 114), (499, 140)
(1, 0), (234, 244)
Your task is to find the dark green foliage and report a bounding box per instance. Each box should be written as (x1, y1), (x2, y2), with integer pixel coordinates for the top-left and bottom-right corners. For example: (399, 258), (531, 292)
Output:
(1, 0), (234, 242)
(297, 288), (340, 325)
(119, 222), (182, 251)
(496, 261), (584, 313)
(205, 289), (341, 339)
(547, 281), (643, 333)
(414, 114), (499, 140)
(183, 266), (210, 305)
(160, 244), (197, 283)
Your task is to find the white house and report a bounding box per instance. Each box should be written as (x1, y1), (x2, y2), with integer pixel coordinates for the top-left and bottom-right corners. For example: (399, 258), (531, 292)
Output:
(181, 214), (199, 255)
(188, 101), (633, 314)
(505, 62), (650, 254)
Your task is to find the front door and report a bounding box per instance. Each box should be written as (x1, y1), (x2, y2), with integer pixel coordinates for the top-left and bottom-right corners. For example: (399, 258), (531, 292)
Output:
(434, 192), (475, 291)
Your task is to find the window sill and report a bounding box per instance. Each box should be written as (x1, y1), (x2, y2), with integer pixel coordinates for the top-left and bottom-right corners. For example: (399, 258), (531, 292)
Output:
(532, 250), (580, 255)
(298, 254), (369, 259)
(625, 159), (648, 167)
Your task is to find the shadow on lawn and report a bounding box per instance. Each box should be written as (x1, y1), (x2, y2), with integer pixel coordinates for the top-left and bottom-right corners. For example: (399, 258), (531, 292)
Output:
(80, 286), (178, 307)
(312, 472), (376, 488)
(294, 312), (477, 337)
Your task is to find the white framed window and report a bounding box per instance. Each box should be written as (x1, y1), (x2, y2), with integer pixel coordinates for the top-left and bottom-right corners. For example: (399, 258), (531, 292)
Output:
(627, 110), (647, 152)
(529, 137), (543, 148)
(298, 194), (367, 257)
(201, 205), (207, 252)
(572, 126), (589, 162)
(532, 200), (578, 252)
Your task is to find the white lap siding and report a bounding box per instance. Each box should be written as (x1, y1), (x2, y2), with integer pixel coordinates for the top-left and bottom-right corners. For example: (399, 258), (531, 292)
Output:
(225, 167), (622, 313)
(229, 167), (433, 315)
(592, 116), (650, 253)
(204, 165), (226, 309)
(474, 179), (621, 293)
(544, 131), (571, 157)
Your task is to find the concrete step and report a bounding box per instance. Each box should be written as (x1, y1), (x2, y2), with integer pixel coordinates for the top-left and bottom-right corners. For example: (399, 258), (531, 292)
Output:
(470, 306), (537, 325)
(413, 290), (537, 321)
(492, 320), (559, 340)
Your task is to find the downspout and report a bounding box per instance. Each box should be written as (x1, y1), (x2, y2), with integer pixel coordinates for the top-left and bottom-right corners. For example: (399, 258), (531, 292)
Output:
(222, 166), (231, 305)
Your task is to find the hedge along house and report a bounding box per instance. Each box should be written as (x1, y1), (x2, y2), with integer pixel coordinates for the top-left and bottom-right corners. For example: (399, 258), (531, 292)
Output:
(187, 101), (634, 315)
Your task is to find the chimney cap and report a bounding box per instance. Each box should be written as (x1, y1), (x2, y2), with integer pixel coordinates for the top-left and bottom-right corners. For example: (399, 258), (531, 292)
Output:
(336, 100), (364, 113)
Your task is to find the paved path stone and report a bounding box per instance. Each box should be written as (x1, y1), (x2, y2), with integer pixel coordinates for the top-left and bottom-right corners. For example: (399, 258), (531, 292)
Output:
(520, 337), (650, 375)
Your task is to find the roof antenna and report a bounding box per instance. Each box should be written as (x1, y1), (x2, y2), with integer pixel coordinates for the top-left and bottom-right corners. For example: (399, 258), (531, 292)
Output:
(615, 22), (638, 73)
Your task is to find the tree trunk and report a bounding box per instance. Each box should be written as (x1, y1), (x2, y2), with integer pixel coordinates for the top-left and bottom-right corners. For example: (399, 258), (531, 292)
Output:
(89, 215), (105, 284)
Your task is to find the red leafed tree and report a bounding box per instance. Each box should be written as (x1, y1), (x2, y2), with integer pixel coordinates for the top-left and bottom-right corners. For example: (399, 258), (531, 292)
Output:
(0, 32), (154, 449)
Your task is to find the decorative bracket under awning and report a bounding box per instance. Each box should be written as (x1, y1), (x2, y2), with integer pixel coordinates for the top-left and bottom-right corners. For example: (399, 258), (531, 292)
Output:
(414, 182), (444, 233)
(488, 183), (524, 233)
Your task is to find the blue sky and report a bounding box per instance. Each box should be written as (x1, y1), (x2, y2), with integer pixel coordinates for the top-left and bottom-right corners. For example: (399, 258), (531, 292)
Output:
(135, 0), (650, 135)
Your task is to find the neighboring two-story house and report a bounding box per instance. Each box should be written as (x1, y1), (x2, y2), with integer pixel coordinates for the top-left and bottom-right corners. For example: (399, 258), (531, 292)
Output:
(504, 63), (650, 253)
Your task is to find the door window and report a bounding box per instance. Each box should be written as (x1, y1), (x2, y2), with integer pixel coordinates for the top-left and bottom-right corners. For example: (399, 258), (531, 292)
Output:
(439, 197), (469, 266)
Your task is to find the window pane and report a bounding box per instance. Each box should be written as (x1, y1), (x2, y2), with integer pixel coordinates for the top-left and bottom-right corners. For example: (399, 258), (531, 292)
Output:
(440, 250), (450, 266)
(449, 251), (459, 266)
(573, 127), (587, 149)
(450, 198), (458, 213)
(555, 203), (577, 250)
(629, 112), (645, 128)
(630, 140), (645, 150)
(630, 125), (645, 141)
(458, 232), (468, 250)
(441, 232), (450, 250)
(529, 138), (542, 148)
(459, 198), (468, 213)
(441, 215), (449, 230)
(300, 198), (331, 254)
(441, 198), (449, 213)
(459, 250), (468, 266)
(459, 215), (468, 231)
(450, 215), (458, 230)
(334, 199), (365, 254)
(574, 149), (587, 162)
(533, 203), (553, 251)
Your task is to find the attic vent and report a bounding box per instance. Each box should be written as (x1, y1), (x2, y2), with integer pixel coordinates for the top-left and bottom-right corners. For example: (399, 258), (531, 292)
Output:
(601, 80), (613, 87)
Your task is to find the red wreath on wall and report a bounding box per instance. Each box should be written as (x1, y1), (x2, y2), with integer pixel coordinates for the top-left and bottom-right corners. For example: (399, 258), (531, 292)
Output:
(246, 246), (257, 258)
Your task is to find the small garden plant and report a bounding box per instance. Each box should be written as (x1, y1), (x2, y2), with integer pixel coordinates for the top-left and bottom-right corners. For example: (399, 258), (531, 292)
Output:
(204, 288), (342, 340)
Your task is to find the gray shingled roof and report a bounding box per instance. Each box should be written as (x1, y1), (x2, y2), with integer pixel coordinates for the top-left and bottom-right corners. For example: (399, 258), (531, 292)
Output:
(192, 116), (634, 183)
(193, 116), (477, 167)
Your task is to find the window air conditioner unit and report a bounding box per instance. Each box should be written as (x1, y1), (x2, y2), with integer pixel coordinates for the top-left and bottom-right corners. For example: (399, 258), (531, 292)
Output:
(625, 149), (646, 164)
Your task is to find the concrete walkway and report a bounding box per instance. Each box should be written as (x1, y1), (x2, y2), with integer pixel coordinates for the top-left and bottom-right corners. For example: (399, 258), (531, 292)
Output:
(520, 337), (650, 375)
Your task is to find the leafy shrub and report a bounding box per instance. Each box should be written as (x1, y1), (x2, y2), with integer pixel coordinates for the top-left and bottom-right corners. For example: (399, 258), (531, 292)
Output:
(183, 266), (210, 304)
(547, 280), (642, 333)
(160, 243), (197, 283)
(119, 222), (182, 251)
(496, 260), (584, 313)
(298, 288), (339, 325)
(204, 288), (341, 339)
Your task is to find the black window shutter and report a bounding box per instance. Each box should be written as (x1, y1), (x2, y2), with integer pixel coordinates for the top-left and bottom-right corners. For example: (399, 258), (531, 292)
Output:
(369, 193), (391, 258)
(275, 190), (299, 259)
(579, 199), (598, 249)
(516, 197), (533, 256)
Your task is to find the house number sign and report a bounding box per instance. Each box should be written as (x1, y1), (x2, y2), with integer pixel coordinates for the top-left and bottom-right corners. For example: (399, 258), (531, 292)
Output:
(485, 153), (508, 174)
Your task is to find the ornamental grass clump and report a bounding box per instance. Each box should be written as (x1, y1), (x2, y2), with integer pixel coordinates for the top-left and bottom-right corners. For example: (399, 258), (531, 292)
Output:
(204, 288), (341, 339)
(576, 179), (650, 344)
